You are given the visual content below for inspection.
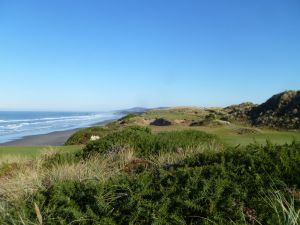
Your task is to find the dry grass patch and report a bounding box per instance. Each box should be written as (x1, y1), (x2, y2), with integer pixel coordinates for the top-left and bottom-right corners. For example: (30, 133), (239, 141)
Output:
(47, 148), (136, 183)
(0, 147), (137, 203)
(152, 140), (223, 166)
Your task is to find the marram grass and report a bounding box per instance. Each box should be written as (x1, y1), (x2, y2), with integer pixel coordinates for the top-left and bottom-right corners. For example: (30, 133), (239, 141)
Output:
(0, 127), (299, 225)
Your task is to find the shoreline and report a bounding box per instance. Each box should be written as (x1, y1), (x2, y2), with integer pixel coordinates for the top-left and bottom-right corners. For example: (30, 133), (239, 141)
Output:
(0, 119), (115, 146)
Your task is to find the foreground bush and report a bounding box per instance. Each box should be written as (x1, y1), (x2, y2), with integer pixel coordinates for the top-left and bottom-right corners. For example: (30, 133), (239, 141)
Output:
(65, 126), (117, 145)
(1, 140), (299, 225)
(83, 126), (218, 158)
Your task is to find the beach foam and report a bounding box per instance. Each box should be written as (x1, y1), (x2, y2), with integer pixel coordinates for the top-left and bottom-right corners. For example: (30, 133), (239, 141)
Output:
(0, 111), (119, 143)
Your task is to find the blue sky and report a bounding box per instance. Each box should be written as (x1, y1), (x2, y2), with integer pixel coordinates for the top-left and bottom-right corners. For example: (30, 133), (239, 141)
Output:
(0, 0), (299, 111)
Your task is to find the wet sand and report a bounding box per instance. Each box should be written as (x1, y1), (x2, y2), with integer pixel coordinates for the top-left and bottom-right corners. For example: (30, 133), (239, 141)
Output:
(0, 119), (114, 146)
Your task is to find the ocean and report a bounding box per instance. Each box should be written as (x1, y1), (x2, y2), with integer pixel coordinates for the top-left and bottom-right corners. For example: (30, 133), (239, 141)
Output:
(0, 111), (120, 144)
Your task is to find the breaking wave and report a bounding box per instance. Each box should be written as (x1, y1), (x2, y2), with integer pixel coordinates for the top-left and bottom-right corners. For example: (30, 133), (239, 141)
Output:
(0, 111), (120, 143)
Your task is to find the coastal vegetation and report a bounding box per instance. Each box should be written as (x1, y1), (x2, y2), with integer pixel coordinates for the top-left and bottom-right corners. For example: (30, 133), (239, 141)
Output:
(0, 146), (82, 157)
(0, 127), (299, 224)
(0, 91), (299, 224)
(65, 91), (300, 147)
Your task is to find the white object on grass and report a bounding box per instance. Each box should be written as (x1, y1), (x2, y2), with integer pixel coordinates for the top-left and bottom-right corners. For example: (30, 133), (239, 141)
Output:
(90, 135), (100, 141)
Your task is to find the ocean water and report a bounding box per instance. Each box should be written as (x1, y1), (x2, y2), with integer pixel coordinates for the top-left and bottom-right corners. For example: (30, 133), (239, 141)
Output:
(0, 111), (120, 144)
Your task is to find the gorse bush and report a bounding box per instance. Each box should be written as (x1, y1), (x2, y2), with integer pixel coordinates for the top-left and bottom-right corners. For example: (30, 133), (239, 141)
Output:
(41, 151), (81, 168)
(184, 141), (300, 187)
(83, 126), (218, 158)
(2, 144), (299, 224)
(65, 126), (117, 145)
(0, 127), (299, 225)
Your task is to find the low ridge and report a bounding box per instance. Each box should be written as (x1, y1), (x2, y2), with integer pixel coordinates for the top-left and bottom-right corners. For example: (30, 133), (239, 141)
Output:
(249, 90), (300, 129)
(226, 90), (300, 129)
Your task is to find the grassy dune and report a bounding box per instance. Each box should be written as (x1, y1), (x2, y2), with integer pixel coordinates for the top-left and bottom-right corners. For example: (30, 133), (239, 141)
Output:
(66, 107), (300, 147)
(149, 125), (300, 146)
(0, 108), (299, 224)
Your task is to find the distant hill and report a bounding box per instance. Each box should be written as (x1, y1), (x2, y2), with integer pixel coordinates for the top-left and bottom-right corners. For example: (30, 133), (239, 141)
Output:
(226, 90), (300, 129)
(116, 107), (168, 115)
(115, 107), (150, 115)
(115, 91), (300, 130)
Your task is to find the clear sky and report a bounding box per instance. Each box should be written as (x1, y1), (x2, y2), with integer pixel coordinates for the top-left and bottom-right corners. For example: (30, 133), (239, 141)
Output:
(0, 0), (299, 111)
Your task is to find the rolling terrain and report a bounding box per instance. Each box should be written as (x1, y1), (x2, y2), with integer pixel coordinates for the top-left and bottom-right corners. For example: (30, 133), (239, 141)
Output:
(0, 91), (299, 225)
(66, 91), (300, 147)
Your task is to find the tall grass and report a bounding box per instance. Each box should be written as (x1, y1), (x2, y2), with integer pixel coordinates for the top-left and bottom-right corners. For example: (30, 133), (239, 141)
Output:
(152, 139), (222, 166)
(0, 128), (299, 224)
(0, 147), (136, 203)
(265, 189), (300, 225)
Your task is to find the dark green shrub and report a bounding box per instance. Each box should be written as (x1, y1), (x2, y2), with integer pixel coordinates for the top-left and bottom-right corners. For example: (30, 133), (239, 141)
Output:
(42, 152), (81, 168)
(205, 113), (216, 121)
(2, 125), (300, 225)
(83, 126), (217, 158)
(8, 142), (299, 225)
(65, 127), (117, 145)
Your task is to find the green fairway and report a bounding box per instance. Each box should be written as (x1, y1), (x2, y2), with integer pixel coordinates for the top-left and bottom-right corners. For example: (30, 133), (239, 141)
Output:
(210, 128), (300, 146)
(147, 125), (300, 146)
(0, 145), (83, 157)
(128, 108), (300, 146)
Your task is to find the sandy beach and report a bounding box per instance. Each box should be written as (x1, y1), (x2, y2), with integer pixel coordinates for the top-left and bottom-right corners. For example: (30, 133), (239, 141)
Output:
(0, 119), (115, 146)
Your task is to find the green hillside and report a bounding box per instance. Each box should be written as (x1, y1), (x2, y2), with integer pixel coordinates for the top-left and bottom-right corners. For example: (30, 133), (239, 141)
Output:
(0, 91), (299, 224)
